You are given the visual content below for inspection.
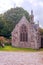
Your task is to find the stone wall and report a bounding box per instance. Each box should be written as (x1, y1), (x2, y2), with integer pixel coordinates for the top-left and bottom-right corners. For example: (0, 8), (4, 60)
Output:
(11, 16), (41, 49)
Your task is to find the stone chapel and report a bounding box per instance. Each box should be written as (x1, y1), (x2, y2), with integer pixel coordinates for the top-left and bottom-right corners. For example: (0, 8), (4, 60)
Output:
(11, 10), (41, 49)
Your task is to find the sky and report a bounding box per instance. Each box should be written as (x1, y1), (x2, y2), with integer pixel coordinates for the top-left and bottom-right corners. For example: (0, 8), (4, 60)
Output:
(0, 0), (43, 28)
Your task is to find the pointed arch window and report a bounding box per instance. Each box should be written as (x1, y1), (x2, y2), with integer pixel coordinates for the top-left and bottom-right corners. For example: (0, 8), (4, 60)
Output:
(20, 24), (28, 42)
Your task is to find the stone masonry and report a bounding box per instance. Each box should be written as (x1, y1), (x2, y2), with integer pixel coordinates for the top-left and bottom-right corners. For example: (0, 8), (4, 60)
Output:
(11, 10), (41, 49)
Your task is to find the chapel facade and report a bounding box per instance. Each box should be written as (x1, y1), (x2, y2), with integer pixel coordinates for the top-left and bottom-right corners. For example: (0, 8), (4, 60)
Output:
(11, 10), (41, 49)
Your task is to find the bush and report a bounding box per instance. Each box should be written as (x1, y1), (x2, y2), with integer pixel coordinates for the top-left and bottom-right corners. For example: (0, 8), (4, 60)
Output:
(4, 39), (11, 46)
(0, 36), (11, 47)
(0, 36), (5, 47)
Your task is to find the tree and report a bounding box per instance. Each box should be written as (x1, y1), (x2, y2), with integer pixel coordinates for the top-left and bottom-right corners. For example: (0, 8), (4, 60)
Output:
(3, 7), (30, 27)
(1, 7), (30, 38)
(39, 28), (43, 35)
(0, 17), (5, 36)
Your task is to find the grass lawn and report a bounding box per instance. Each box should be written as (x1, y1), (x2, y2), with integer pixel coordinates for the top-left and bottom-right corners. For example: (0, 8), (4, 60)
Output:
(0, 45), (43, 52)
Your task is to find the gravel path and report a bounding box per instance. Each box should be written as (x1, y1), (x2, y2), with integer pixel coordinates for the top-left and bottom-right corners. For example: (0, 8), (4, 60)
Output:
(0, 51), (43, 65)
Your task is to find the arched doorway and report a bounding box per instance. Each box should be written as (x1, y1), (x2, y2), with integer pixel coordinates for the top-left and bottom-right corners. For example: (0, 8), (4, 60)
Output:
(20, 24), (28, 42)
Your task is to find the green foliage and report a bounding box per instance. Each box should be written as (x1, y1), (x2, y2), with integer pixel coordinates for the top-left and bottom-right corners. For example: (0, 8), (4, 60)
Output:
(0, 17), (5, 35)
(3, 7), (30, 30)
(0, 7), (29, 38)
(4, 7), (29, 23)
(39, 28), (43, 35)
